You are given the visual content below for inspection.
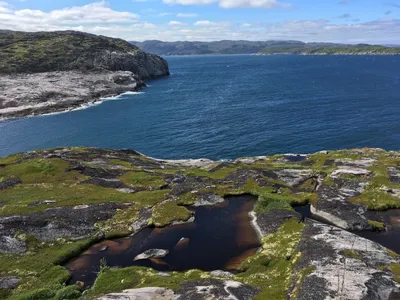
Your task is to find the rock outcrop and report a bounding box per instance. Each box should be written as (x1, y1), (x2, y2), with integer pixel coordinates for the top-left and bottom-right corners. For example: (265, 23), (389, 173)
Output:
(1, 147), (400, 299)
(0, 30), (169, 119)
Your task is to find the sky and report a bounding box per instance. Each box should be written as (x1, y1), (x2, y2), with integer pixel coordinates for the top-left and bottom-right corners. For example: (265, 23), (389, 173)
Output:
(0, 0), (400, 43)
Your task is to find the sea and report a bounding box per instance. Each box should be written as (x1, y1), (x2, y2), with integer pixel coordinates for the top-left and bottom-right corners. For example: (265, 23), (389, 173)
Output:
(1, 55), (400, 160)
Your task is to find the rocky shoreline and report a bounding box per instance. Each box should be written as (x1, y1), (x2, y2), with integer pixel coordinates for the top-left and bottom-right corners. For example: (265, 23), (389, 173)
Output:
(1, 147), (400, 299)
(0, 30), (170, 120)
(0, 71), (146, 120)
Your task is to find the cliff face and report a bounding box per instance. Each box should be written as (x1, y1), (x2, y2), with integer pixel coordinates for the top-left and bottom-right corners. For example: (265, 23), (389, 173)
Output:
(0, 30), (170, 119)
(0, 30), (169, 79)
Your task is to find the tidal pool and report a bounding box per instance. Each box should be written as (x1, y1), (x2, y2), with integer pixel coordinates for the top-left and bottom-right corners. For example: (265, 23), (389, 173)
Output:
(66, 195), (261, 288)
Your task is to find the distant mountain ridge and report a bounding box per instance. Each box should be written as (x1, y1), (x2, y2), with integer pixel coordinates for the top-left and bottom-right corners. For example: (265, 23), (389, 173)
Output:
(130, 40), (400, 56)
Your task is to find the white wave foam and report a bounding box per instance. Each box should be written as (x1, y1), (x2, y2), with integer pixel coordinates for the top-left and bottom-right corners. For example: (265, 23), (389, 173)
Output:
(38, 91), (145, 117)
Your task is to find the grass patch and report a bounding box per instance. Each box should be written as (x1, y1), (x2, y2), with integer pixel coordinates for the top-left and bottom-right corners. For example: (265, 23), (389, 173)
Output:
(350, 185), (400, 210)
(255, 189), (316, 214)
(95, 205), (141, 236)
(0, 159), (83, 184)
(1, 237), (99, 298)
(368, 220), (385, 231)
(176, 192), (200, 205)
(343, 249), (362, 259)
(120, 171), (166, 189)
(151, 201), (192, 227)
(108, 159), (134, 169)
(389, 263), (400, 284)
(0, 154), (23, 165)
(0, 184), (169, 215)
(184, 166), (237, 180)
(86, 266), (208, 298)
(236, 218), (305, 300)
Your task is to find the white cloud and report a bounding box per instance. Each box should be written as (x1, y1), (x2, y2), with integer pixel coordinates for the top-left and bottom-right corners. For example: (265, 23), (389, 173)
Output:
(0, 1), (139, 31)
(163, 0), (291, 9)
(164, 0), (215, 5)
(0, 1), (399, 44)
(194, 20), (217, 26)
(177, 13), (198, 17)
(168, 20), (185, 25)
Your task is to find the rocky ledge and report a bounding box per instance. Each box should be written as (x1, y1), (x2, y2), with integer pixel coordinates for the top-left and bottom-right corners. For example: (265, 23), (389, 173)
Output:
(0, 30), (169, 120)
(1, 147), (400, 299)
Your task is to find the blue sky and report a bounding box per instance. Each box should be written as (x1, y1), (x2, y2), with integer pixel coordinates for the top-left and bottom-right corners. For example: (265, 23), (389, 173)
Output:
(1, 0), (400, 43)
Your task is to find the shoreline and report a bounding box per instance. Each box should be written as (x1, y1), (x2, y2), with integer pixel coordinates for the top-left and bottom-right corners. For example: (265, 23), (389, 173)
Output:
(0, 90), (145, 122)
(0, 70), (165, 122)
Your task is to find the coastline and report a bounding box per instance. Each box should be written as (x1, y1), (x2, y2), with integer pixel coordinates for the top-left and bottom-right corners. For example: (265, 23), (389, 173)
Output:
(0, 70), (154, 122)
(0, 89), (145, 122)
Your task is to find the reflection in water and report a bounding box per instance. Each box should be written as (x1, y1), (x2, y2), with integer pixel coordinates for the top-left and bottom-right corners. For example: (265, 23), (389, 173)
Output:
(66, 195), (261, 287)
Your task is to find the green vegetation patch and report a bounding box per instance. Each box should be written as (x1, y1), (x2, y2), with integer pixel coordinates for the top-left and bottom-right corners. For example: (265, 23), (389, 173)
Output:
(1, 237), (99, 299)
(151, 201), (192, 227)
(86, 266), (208, 298)
(176, 192), (200, 206)
(343, 249), (362, 260)
(255, 189), (316, 214)
(120, 171), (166, 189)
(0, 159), (83, 184)
(368, 220), (385, 231)
(389, 263), (400, 284)
(95, 205), (141, 237)
(108, 159), (134, 169)
(0, 184), (169, 215)
(184, 166), (237, 180)
(236, 218), (305, 300)
(0, 154), (23, 166)
(350, 184), (400, 210)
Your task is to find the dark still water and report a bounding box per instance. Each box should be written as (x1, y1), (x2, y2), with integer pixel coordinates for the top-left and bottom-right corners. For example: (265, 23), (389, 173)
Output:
(66, 195), (260, 288)
(1, 55), (400, 159)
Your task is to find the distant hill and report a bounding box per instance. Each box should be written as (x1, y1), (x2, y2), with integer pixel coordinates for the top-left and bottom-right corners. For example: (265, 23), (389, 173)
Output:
(130, 40), (400, 56)
(0, 30), (169, 77)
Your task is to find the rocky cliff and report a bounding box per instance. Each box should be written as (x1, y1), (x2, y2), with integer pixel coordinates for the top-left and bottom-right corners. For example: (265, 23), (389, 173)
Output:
(1, 147), (400, 299)
(0, 30), (170, 119)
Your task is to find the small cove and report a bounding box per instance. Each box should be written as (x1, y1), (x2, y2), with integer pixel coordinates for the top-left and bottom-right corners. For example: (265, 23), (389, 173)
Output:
(65, 195), (261, 288)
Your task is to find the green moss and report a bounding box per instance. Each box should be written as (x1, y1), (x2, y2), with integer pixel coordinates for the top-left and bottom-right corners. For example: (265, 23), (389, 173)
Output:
(350, 185), (400, 210)
(343, 249), (362, 259)
(0, 154), (23, 165)
(120, 171), (166, 189)
(54, 286), (81, 300)
(0, 237), (101, 298)
(255, 189), (315, 214)
(0, 184), (169, 215)
(256, 194), (293, 213)
(368, 220), (385, 231)
(236, 218), (305, 300)
(8, 288), (56, 300)
(184, 166), (236, 180)
(86, 266), (208, 298)
(96, 205), (141, 235)
(151, 201), (192, 227)
(0, 289), (12, 299)
(290, 266), (316, 300)
(176, 192), (200, 205)
(299, 178), (317, 192)
(108, 159), (134, 169)
(0, 159), (83, 184)
(389, 263), (400, 284)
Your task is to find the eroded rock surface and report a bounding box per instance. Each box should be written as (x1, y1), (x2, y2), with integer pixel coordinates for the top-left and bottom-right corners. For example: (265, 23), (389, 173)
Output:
(0, 30), (169, 120)
(1, 147), (400, 299)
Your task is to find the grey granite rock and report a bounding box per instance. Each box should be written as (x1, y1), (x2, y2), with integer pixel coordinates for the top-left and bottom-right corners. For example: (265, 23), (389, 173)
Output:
(0, 276), (20, 289)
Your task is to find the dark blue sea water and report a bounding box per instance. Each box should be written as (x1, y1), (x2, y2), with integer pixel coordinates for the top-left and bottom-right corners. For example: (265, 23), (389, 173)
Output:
(1, 55), (400, 160)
